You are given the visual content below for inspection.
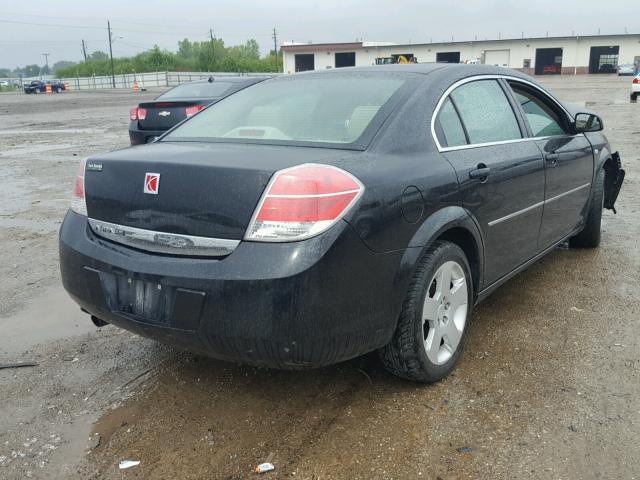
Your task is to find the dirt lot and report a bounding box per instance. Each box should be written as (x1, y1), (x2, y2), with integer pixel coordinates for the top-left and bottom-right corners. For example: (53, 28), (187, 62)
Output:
(0, 76), (638, 479)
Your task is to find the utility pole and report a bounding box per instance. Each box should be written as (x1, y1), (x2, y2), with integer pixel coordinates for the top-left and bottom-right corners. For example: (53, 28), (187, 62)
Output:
(42, 52), (50, 74)
(107, 21), (116, 88)
(81, 39), (87, 61)
(272, 27), (278, 71)
(209, 28), (215, 70)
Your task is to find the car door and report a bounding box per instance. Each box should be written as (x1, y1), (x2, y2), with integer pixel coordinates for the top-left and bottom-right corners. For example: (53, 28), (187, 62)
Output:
(434, 78), (545, 286)
(506, 81), (594, 249)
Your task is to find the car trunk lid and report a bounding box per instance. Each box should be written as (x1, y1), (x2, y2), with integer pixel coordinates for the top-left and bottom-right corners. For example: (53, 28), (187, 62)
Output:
(136, 101), (208, 131)
(84, 142), (356, 241)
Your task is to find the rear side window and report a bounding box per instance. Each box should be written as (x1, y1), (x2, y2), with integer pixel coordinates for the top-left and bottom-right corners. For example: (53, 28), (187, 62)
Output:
(450, 80), (522, 144)
(436, 98), (467, 147)
(508, 83), (568, 137)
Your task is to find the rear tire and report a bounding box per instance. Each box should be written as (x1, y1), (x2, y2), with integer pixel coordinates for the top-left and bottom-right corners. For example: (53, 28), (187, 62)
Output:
(570, 169), (604, 248)
(632, 92), (638, 103)
(379, 241), (473, 383)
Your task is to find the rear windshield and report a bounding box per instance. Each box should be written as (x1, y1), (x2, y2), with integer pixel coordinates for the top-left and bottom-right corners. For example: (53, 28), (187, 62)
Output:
(164, 74), (407, 147)
(157, 81), (237, 100)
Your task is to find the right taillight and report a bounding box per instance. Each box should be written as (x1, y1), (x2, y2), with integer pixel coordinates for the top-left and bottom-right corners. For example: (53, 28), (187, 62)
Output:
(129, 107), (147, 121)
(70, 158), (87, 216)
(633, 77), (640, 84)
(245, 163), (364, 242)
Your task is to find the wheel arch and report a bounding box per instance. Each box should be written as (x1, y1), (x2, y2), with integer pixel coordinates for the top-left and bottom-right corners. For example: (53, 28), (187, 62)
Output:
(396, 206), (485, 302)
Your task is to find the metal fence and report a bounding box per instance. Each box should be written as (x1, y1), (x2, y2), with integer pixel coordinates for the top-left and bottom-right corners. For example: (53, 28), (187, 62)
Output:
(3, 71), (280, 91)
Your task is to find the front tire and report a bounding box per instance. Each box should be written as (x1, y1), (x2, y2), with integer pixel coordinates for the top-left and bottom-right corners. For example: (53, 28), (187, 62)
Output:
(380, 241), (473, 383)
(570, 168), (604, 248)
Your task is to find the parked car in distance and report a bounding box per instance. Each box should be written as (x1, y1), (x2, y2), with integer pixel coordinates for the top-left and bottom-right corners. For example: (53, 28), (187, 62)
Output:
(128, 76), (270, 145)
(617, 63), (636, 76)
(60, 65), (624, 383)
(23, 80), (66, 94)
(632, 74), (640, 102)
(0, 79), (9, 87)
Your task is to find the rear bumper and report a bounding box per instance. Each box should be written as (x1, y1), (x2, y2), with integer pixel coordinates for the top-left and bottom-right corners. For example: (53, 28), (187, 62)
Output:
(129, 123), (165, 145)
(59, 211), (405, 368)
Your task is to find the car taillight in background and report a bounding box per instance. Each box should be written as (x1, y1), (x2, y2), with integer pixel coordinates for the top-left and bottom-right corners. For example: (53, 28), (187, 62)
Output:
(245, 164), (364, 242)
(129, 107), (147, 121)
(633, 77), (640, 84)
(185, 105), (205, 117)
(70, 158), (87, 216)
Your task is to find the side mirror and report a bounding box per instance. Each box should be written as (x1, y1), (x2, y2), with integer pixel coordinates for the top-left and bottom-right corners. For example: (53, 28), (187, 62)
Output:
(574, 112), (603, 133)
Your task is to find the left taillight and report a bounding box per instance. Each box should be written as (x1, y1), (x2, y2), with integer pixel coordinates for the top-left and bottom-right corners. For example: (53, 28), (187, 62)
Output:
(70, 158), (87, 216)
(129, 107), (147, 121)
(245, 163), (364, 242)
(185, 105), (205, 117)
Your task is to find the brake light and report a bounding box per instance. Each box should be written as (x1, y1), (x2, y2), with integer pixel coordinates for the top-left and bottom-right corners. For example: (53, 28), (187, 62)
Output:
(129, 107), (147, 120)
(185, 105), (205, 117)
(633, 77), (640, 84)
(245, 164), (364, 241)
(70, 158), (87, 216)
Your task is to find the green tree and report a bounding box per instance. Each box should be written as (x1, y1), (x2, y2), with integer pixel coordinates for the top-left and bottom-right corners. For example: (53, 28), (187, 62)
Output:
(24, 64), (40, 76)
(88, 51), (109, 61)
(52, 60), (76, 73)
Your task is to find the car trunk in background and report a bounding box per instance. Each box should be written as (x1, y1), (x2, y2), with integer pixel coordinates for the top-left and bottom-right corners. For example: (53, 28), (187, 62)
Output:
(136, 101), (209, 131)
(84, 142), (349, 240)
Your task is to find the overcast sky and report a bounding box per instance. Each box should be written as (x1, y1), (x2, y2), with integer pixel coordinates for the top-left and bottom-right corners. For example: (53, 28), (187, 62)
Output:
(0, 0), (637, 69)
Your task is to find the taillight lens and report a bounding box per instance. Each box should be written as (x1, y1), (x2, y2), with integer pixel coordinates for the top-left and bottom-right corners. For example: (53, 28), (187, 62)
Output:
(633, 77), (640, 84)
(70, 158), (87, 216)
(245, 164), (364, 242)
(129, 107), (147, 120)
(185, 105), (205, 117)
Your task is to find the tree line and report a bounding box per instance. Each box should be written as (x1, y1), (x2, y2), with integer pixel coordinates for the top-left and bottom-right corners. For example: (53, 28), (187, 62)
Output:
(0, 38), (280, 79)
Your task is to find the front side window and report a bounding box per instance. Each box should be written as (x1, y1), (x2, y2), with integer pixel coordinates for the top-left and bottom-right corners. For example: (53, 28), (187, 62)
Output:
(164, 75), (407, 147)
(449, 80), (522, 144)
(509, 83), (568, 137)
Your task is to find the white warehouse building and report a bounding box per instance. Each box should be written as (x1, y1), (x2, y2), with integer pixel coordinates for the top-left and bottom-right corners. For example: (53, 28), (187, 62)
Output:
(281, 34), (640, 75)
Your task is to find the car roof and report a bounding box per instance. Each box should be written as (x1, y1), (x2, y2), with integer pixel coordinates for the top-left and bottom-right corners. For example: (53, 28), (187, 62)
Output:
(293, 63), (529, 77)
(189, 76), (271, 84)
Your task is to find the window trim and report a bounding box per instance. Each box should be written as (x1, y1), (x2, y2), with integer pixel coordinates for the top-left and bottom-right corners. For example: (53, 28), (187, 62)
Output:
(505, 80), (571, 138)
(431, 74), (574, 152)
(435, 97), (469, 148)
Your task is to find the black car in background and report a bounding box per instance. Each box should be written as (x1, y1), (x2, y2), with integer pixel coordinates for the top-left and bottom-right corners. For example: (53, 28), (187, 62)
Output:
(24, 80), (66, 94)
(60, 65), (624, 383)
(128, 76), (269, 145)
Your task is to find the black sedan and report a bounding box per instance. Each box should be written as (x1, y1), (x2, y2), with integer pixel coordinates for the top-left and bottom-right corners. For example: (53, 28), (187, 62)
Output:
(60, 65), (624, 383)
(128, 76), (269, 145)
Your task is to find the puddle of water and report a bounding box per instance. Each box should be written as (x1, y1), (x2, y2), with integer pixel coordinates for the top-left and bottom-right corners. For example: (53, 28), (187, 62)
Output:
(0, 286), (95, 356)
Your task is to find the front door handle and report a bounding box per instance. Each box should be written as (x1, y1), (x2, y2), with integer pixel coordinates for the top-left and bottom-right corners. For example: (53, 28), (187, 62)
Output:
(545, 152), (559, 164)
(469, 166), (491, 180)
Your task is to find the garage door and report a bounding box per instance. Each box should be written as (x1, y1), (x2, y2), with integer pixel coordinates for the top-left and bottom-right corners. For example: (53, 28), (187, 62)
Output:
(484, 50), (510, 68)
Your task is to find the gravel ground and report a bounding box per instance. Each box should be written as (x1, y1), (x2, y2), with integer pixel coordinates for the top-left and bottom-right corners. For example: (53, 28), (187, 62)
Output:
(0, 75), (638, 479)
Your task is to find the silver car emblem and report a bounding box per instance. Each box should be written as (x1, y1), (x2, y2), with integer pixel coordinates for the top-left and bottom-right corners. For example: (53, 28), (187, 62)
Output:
(158, 111), (171, 117)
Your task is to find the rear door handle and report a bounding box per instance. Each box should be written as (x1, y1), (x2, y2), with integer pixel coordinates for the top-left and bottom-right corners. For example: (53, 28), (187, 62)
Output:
(469, 166), (491, 180)
(545, 152), (559, 164)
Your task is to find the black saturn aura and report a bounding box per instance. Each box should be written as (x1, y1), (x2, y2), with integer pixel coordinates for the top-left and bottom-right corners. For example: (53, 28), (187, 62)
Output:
(60, 64), (624, 383)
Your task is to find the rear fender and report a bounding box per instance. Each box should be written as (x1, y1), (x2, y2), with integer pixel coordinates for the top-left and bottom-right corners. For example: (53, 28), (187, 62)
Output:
(393, 206), (485, 311)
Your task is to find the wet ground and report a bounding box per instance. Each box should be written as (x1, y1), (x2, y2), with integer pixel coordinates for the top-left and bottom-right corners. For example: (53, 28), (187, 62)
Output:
(0, 76), (638, 479)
